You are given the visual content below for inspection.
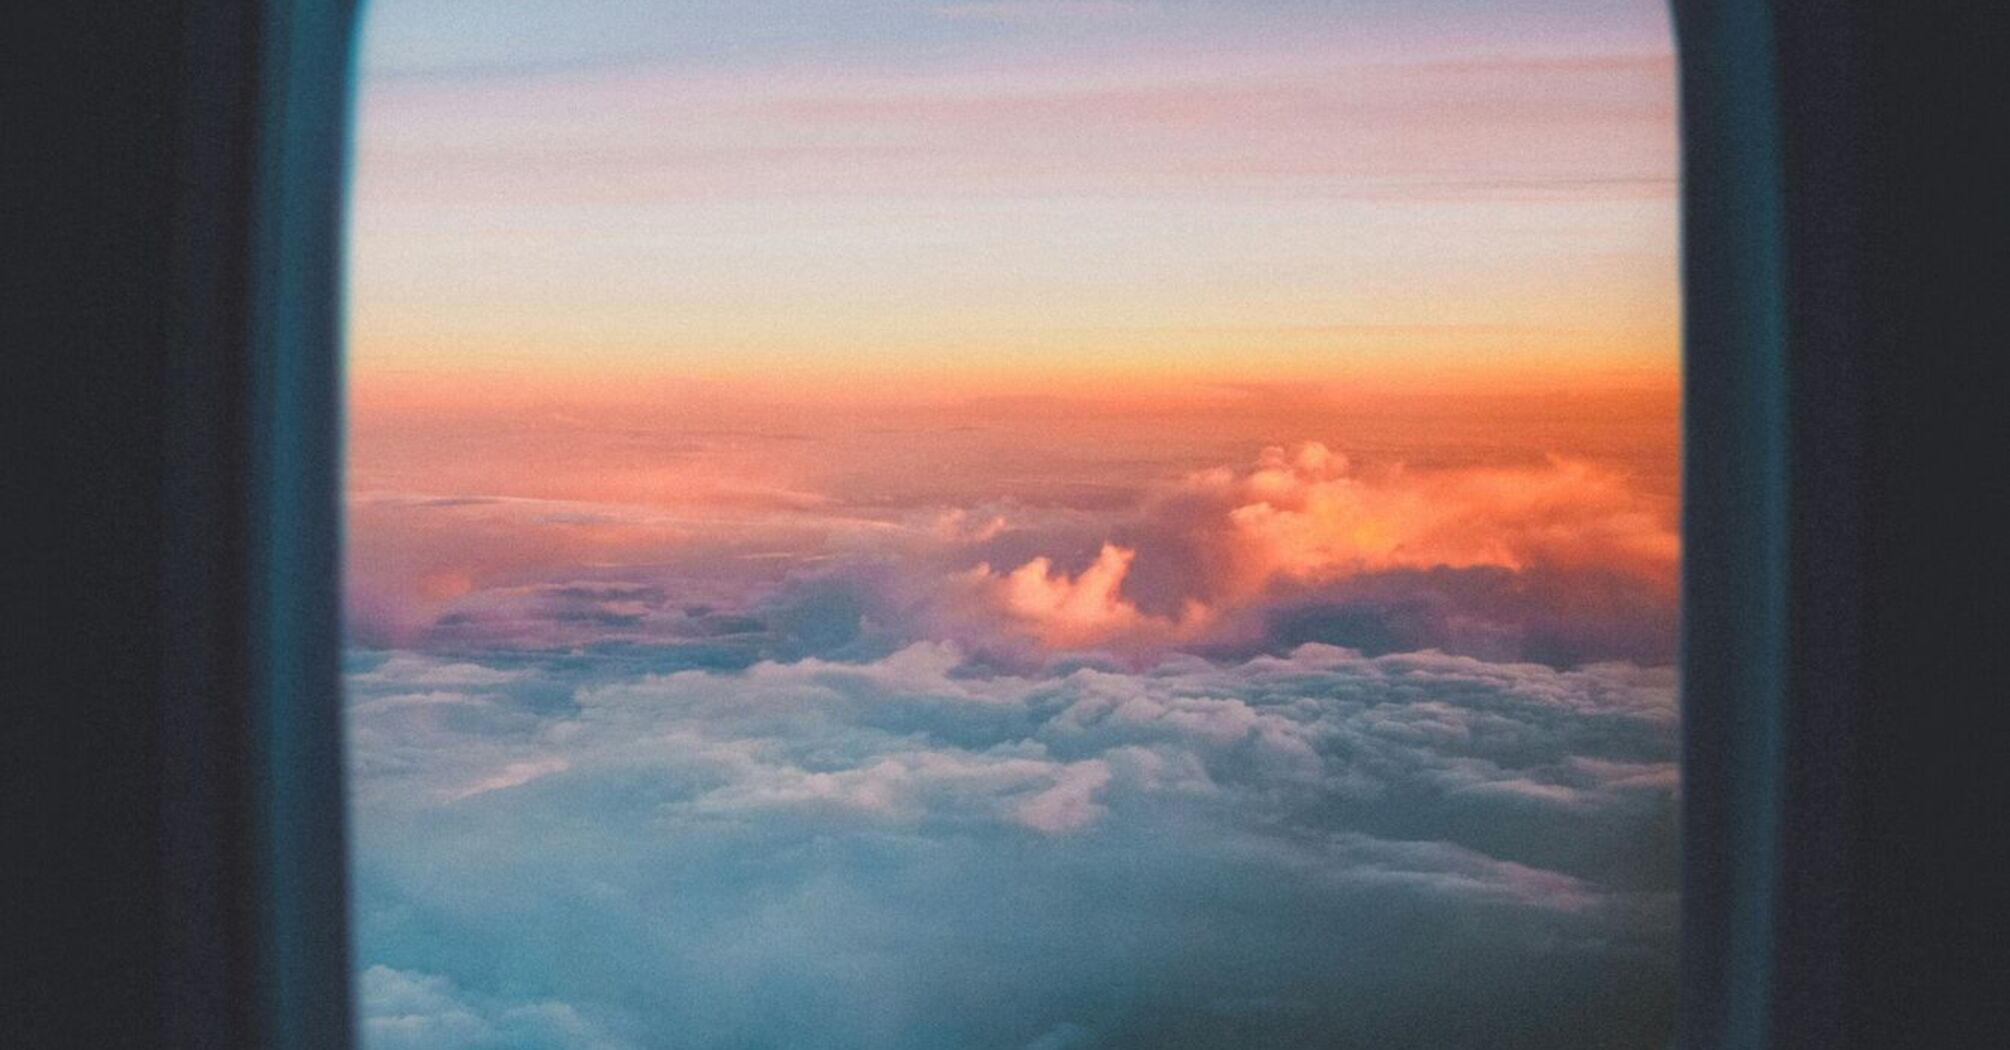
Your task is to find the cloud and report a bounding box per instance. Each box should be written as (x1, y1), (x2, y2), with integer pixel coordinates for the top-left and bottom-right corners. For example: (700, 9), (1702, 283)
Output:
(359, 965), (637, 1050)
(349, 641), (1678, 1049)
(446, 757), (571, 802)
(939, 443), (1676, 660)
(1208, 443), (1678, 586)
(1012, 758), (1112, 833)
(348, 441), (1676, 673)
(350, 654), (533, 689)
(957, 542), (1211, 649)
(344, 440), (1679, 1049)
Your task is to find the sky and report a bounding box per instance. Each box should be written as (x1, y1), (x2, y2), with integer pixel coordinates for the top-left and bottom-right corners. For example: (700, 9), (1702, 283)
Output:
(345, 2), (1679, 1048)
(351, 0), (1676, 396)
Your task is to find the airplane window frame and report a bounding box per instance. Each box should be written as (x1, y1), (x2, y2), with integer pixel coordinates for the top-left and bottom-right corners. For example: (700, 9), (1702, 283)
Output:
(17, 0), (1922, 1046)
(236, 2), (1792, 1046)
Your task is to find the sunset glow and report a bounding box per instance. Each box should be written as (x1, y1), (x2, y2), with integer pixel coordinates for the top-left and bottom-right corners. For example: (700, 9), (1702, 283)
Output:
(346, 2), (1681, 1047)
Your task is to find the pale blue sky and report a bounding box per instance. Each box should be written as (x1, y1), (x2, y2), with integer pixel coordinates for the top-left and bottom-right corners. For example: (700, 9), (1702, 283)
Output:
(362, 0), (1672, 79)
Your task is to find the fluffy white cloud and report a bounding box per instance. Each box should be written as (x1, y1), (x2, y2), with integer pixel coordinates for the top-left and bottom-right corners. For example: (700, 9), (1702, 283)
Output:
(359, 965), (637, 1050)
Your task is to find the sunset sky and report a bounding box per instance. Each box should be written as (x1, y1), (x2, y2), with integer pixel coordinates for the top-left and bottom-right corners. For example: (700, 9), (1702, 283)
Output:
(345, 3), (1680, 1048)
(350, 0), (1675, 396)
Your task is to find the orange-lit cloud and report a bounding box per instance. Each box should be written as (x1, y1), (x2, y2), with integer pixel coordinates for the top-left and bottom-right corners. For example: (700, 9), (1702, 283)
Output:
(1207, 443), (1678, 589)
(951, 441), (1674, 655)
(961, 543), (1211, 648)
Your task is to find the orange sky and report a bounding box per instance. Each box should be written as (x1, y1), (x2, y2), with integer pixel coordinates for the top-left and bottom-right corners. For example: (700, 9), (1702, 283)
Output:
(348, 16), (1676, 399)
(344, 1), (1679, 661)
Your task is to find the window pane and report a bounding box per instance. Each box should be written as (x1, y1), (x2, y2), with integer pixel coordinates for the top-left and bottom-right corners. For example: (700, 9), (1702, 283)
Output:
(346, 3), (1679, 1047)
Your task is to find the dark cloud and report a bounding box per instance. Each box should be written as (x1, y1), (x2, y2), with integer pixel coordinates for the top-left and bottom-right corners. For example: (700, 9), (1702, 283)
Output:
(1251, 563), (1679, 667)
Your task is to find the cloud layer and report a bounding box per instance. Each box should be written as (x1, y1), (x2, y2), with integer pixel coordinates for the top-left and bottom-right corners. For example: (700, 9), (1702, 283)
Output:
(950, 442), (1675, 657)
(349, 637), (1677, 1049)
(345, 423), (1680, 1048)
(351, 440), (1676, 670)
